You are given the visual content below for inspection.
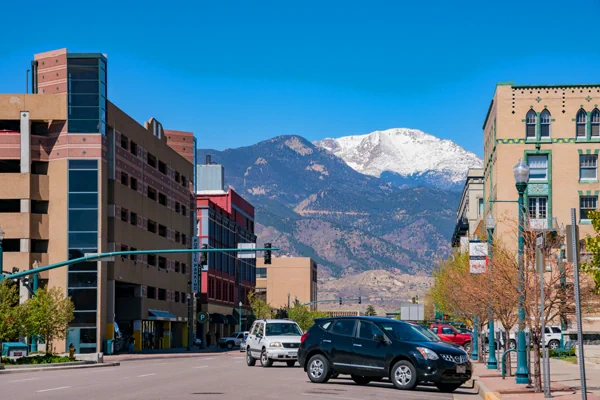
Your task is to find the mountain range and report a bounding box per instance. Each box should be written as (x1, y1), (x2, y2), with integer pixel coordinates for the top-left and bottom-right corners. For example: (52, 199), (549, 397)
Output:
(197, 130), (481, 309)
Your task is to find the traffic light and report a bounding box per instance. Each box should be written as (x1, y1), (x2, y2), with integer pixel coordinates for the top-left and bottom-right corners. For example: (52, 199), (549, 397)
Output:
(339, 297), (342, 305)
(201, 244), (208, 266)
(264, 242), (272, 265)
(358, 296), (362, 304)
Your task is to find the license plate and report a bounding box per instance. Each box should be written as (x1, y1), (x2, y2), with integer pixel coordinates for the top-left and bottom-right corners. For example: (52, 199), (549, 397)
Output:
(289, 352), (297, 357)
(456, 365), (466, 374)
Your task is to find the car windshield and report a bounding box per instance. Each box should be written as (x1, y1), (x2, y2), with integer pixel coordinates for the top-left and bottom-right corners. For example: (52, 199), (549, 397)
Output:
(419, 327), (442, 342)
(379, 321), (433, 342)
(265, 323), (302, 336)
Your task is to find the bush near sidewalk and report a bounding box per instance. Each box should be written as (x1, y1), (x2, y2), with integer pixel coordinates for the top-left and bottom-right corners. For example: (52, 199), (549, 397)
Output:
(1, 354), (76, 365)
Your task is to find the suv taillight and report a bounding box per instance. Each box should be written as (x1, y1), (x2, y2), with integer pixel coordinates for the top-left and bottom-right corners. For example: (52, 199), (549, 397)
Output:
(301, 333), (309, 343)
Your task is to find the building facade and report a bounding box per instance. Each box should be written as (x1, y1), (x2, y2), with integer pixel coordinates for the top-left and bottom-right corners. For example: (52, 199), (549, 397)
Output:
(196, 160), (256, 342)
(451, 168), (484, 248)
(0, 48), (195, 353)
(255, 257), (318, 309)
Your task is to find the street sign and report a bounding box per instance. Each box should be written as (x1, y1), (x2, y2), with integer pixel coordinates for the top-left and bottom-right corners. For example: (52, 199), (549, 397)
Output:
(469, 240), (488, 274)
(197, 312), (209, 324)
(192, 238), (200, 293)
(536, 235), (544, 249)
(237, 243), (256, 259)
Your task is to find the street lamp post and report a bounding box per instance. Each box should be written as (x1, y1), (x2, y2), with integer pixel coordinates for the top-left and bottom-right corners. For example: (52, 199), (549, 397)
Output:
(486, 214), (498, 369)
(558, 223), (567, 346)
(239, 301), (242, 331)
(472, 315), (479, 361)
(514, 158), (530, 384)
(30, 260), (39, 353)
(0, 227), (4, 276)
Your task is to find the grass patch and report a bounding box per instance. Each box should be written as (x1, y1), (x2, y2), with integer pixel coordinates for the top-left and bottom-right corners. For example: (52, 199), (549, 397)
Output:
(561, 356), (578, 364)
(1, 354), (76, 365)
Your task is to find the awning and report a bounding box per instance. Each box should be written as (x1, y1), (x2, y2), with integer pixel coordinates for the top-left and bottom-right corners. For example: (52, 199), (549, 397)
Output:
(148, 309), (177, 321)
(210, 313), (228, 324)
(226, 315), (237, 325)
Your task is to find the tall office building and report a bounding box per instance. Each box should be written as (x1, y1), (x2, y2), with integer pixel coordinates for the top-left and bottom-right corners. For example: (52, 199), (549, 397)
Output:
(0, 48), (196, 353)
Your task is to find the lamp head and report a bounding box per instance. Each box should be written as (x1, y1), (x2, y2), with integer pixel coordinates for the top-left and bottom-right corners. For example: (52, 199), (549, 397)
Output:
(559, 223), (566, 237)
(0, 226), (4, 241)
(33, 260), (39, 268)
(486, 213), (496, 230)
(513, 157), (530, 184)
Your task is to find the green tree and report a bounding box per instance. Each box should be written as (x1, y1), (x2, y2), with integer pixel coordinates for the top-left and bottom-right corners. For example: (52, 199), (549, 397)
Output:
(247, 290), (272, 319)
(25, 287), (74, 354)
(365, 305), (377, 316)
(583, 210), (600, 294)
(287, 303), (328, 332)
(0, 281), (26, 358)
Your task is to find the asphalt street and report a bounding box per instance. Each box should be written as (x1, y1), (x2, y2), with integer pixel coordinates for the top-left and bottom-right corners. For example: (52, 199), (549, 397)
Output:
(0, 353), (479, 400)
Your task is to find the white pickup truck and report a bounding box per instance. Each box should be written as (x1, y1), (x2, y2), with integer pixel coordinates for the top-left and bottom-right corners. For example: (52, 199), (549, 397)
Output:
(508, 326), (563, 350)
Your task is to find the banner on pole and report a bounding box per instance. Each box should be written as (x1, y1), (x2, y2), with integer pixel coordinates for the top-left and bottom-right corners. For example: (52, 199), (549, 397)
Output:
(192, 237), (200, 293)
(469, 240), (488, 274)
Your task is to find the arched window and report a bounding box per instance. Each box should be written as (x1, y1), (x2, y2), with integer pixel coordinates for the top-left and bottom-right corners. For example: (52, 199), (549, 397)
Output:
(576, 109), (587, 138)
(540, 110), (551, 138)
(526, 110), (537, 139)
(592, 109), (600, 138)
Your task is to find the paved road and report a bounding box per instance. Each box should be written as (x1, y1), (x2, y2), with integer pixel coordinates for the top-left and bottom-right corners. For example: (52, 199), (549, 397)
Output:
(0, 353), (479, 400)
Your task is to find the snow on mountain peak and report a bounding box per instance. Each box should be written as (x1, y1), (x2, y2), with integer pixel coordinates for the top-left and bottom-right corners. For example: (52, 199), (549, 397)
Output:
(314, 128), (483, 188)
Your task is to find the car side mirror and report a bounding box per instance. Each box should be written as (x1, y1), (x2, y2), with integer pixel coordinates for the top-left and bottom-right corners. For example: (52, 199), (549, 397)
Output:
(374, 334), (385, 342)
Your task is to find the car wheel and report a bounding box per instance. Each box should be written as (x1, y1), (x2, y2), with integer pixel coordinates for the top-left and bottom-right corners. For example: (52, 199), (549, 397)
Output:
(227, 341), (234, 350)
(436, 383), (462, 393)
(260, 349), (273, 367)
(307, 354), (330, 384)
(390, 360), (417, 390)
(462, 341), (471, 354)
(246, 349), (256, 366)
(287, 361), (296, 367)
(351, 375), (371, 385)
(509, 340), (516, 350)
(548, 340), (560, 350)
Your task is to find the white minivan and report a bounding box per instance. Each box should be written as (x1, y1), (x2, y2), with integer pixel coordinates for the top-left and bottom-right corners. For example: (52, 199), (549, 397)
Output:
(246, 319), (303, 367)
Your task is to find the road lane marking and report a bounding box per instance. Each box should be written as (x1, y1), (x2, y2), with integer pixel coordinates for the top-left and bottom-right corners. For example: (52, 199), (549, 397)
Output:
(9, 377), (39, 383)
(36, 386), (71, 393)
(233, 356), (244, 359)
(199, 357), (215, 361)
(137, 373), (156, 377)
(193, 365), (208, 369)
(150, 362), (167, 365)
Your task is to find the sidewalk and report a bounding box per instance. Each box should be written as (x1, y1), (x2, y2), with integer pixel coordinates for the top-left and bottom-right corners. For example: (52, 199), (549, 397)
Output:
(104, 346), (237, 362)
(469, 354), (600, 399)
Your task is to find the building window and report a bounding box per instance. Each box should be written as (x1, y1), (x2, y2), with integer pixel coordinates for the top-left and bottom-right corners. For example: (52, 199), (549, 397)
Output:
(478, 198), (484, 217)
(130, 177), (138, 191)
(130, 247), (137, 261)
(174, 292), (180, 303)
(580, 196), (598, 221)
(181, 176), (187, 187)
(147, 286), (156, 299)
(130, 141), (138, 156)
(256, 268), (267, 278)
(130, 211), (137, 226)
(182, 234), (187, 246)
(528, 197), (547, 220)
(526, 110), (536, 139)
(120, 134), (128, 149)
(175, 171), (180, 183)
(181, 263), (187, 274)
(592, 109), (600, 138)
(147, 219), (157, 233)
(540, 110), (551, 138)
(158, 192), (167, 206)
(158, 224), (167, 237)
(175, 261), (180, 272)
(121, 244), (128, 252)
(120, 171), (128, 186)
(158, 160), (167, 175)
(147, 153), (157, 168)
(148, 254), (157, 267)
(580, 154), (598, 181)
(175, 231), (181, 243)
(528, 155), (548, 180)
(182, 205), (187, 216)
(158, 257), (166, 269)
(148, 186), (157, 201)
(158, 288), (166, 301)
(577, 109), (587, 138)
(121, 207), (128, 222)
(175, 202), (181, 213)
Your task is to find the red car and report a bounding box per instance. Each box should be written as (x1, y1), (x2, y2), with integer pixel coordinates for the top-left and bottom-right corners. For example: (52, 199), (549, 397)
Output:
(430, 324), (472, 353)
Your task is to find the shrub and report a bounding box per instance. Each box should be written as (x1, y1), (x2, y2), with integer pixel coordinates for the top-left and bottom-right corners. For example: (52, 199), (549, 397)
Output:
(1, 354), (75, 365)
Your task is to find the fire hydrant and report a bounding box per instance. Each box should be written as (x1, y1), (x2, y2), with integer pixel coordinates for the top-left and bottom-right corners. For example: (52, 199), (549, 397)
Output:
(69, 343), (75, 359)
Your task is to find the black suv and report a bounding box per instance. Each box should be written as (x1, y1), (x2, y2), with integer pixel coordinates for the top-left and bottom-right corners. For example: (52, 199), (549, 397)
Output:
(298, 316), (472, 393)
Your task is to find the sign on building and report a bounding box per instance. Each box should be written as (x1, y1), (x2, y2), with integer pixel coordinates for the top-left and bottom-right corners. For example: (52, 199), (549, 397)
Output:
(192, 237), (200, 293)
(469, 240), (488, 274)
(400, 303), (424, 321)
(237, 243), (256, 259)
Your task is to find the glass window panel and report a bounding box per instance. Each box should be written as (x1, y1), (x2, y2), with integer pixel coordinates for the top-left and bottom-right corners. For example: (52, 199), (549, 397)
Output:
(68, 288), (97, 310)
(540, 124), (550, 138)
(577, 124), (586, 137)
(69, 193), (98, 209)
(72, 311), (97, 325)
(68, 119), (100, 133)
(68, 261), (98, 272)
(69, 209), (98, 232)
(100, 120), (106, 135)
(593, 124), (600, 137)
(70, 80), (99, 94)
(331, 320), (356, 337)
(68, 66), (99, 80)
(69, 160), (98, 170)
(69, 106), (99, 119)
(79, 328), (97, 343)
(528, 155), (547, 167)
(581, 168), (596, 179)
(69, 232), (97, 248)
(68, 272), (98, 288)
(580, 196), (598, 219)
(577, 110), (587, 123)
(526, 124), (536, 138)
(68, 58), (99, 66)
(70, 94), (100, 107)
(69, 170), (98, 192)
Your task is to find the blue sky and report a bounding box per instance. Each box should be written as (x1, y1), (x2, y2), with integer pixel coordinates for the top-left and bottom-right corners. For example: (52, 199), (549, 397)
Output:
(1, 1), (599, 156)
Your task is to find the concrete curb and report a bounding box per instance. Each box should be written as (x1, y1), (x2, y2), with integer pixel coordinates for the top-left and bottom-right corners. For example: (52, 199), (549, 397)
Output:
(473, 377), (502, 400)
(106, 352), (227, 362)
(0, 362), (120, 374)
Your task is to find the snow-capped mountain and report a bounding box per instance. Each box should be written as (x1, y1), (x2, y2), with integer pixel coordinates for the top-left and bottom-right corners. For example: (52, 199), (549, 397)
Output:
(314, 128), (483, 190)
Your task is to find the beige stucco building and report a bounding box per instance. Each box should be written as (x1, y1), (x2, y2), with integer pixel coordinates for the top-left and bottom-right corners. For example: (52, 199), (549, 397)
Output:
(0, 48), (195, 353)
(256, 257), (317, 309)
(452, 168), (484, 248)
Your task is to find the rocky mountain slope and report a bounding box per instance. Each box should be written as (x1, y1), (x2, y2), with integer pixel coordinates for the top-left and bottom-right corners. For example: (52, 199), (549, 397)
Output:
(315, 128), (482, 190)
(197, 135), (462, 309)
